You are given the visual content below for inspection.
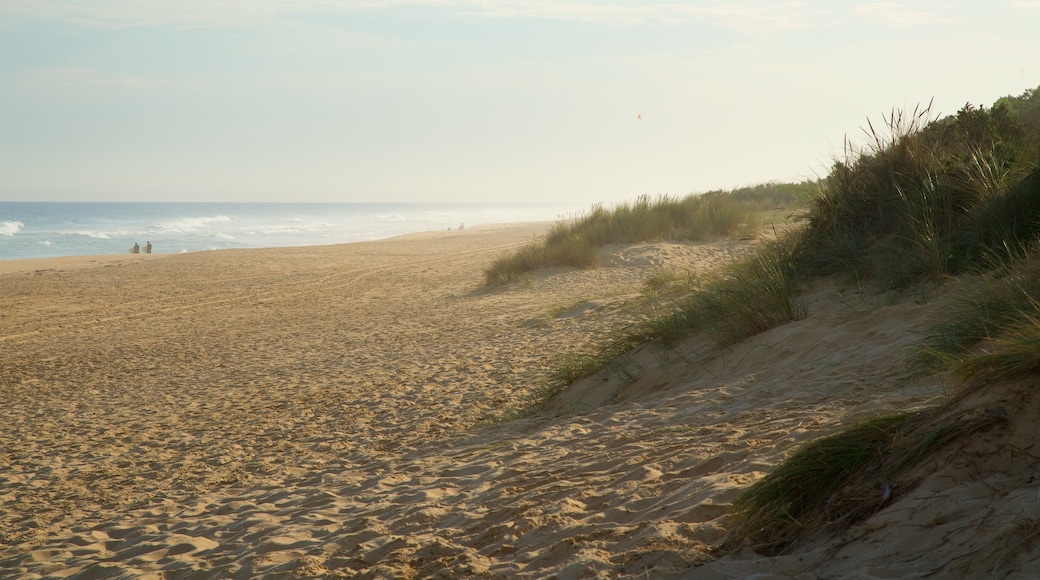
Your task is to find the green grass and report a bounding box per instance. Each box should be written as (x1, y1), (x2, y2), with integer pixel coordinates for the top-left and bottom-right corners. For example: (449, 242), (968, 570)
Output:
(506, 87), (1040, 553)
(794, 99), (1039, 289)
(723, 89), (1039, 553)
(725, 408), (1007, 554)
(953, 295), (1040, 383)
(477, 90), (1040, 562)
(477, 85), (1040, 562)
(483, 186), (812, 287)
(515, 88), (1040, 404)
(725, 414), (913, 553)
(915, 250), (1040, 374)
(641, 268), (687, 296)
(642, 229), (807, 348)
(502, 229), (808, 417)
(495, 330), (653, 420)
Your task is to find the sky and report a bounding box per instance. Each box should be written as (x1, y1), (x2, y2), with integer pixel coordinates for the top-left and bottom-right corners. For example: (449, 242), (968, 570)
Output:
(0, 1), (1037, 204)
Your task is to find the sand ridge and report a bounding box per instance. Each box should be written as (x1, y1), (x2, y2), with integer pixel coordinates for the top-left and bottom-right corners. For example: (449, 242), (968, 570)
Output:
(1, 222), (1037, 578)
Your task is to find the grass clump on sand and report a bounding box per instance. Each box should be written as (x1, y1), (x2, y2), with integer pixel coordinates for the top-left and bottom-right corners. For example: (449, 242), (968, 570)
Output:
(482, 184), (812, 286)
(917, 249), (1040, 381)
(642, 230), (807, 347)
(500, 230), (809, 419)
(725, 407), (1007, 554)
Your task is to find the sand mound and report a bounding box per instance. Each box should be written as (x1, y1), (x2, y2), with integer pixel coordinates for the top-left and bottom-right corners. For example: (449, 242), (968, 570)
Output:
(1, 223), (1036, 578)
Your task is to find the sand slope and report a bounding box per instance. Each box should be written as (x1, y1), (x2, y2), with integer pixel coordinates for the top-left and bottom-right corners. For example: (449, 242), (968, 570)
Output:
(1, 222), (1037, 578)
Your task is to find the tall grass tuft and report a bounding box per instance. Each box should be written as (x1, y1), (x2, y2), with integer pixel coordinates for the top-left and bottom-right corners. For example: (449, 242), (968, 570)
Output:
(916, 249), (1040, 372)
(726, 414), (913, 553)
(482, 186), (811, 287)
(726, 408), (1007, 554)
(956, 299), (1040, 382)
(795, 101), (1039, 288)
(641, 229), (807, 348)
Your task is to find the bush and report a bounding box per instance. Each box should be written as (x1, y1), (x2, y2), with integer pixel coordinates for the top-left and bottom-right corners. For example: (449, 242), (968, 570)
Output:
(795, 100), (1039, 288)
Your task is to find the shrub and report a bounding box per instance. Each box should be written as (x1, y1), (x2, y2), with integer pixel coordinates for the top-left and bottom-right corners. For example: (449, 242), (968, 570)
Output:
(795, 101), (1039, 288)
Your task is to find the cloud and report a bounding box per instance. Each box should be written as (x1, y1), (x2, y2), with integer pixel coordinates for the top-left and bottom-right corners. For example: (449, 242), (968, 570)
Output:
(0, 0), (309, 29)
(853, 2), (962, 27)
(421, 0), (822, 31)
(1, 0), (822, 32)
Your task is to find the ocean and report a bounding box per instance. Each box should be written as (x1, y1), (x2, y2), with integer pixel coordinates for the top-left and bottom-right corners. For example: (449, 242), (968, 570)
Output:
(0, 202), (590, 261)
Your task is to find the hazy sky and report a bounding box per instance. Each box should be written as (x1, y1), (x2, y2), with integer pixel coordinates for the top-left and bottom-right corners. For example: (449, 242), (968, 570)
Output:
(1, 1), (1037, 204)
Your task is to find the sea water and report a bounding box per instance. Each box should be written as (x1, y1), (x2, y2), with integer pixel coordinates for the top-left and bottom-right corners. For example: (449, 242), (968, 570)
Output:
(0, 202), (590, 261)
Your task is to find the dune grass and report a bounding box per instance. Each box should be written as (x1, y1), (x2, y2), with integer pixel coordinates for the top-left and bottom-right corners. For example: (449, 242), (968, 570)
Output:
(724, 407), (1007, 554)
(957, 303), (1040, 382)
(496, 230), (808, 420)
(723, 88), (1040, 554)
(641, 229), (807, 347)
(798, 97), (1039, 287)
(915, 249), (1040, 383)
(517, 90), (1039, 414)
(483, 185), (811, 286)
(506, 87), (1040, 550)
(490, 86), (1040, 540)
(916, 249), (1040, 373)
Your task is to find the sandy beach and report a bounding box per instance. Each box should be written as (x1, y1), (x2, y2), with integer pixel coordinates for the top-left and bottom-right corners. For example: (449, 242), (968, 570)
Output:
(2, 222), (1037, 579)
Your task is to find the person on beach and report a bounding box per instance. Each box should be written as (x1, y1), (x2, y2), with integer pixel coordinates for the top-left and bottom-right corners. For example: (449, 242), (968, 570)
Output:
(130, 243), (140, 254)
(144, 241), (152, 254)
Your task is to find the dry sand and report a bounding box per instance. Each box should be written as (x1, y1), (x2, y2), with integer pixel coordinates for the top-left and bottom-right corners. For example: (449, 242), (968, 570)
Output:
(1, 222), (1037, 579)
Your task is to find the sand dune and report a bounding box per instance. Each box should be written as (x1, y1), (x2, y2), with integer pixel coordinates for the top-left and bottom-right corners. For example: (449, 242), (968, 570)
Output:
(1, 222), (1036, 578)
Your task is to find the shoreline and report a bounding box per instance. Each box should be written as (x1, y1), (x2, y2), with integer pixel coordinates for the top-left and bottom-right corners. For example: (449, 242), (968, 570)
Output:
(0, 220), (554, 275)
(0, 201), (590, 263)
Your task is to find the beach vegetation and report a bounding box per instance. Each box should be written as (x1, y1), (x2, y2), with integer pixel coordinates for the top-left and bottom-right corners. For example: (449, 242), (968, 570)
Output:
(724, 85), (1040, 554)
(482, 183), (814, 286)
(724, 407), (1006, 554)
(509, 87), (1040, 404)
(495, 86), (1040, 546)
(504, 231), (807, 418)
(955, 302), (1040, 383)
(641, 268), (687, 296)
(915, 249), (1040, 374)
(640, 229), (807, 347)
(512, 86), (1040, 552)
(477, 90), (1040, 568)
(793, 97), (1039, 289)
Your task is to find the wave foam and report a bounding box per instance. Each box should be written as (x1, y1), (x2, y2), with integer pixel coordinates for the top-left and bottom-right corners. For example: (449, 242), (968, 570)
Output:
(0, 220), (24, 236)
(153, 215), (232, 232)
(61, 229), (112, 239)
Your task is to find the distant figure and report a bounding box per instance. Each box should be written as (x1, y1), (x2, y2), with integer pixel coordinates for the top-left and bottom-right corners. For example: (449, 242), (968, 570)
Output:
(130, 243), (140, 254)
(144, 241), (152, 254)
(458, 223), (465, 231)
